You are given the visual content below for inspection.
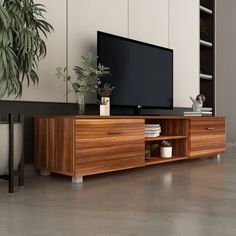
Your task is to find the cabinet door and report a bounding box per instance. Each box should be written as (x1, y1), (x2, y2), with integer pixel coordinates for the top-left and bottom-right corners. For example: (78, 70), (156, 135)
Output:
(129, 0), (169, 47)
(189, 117), (226, 158)
(75, 119), (145, 176)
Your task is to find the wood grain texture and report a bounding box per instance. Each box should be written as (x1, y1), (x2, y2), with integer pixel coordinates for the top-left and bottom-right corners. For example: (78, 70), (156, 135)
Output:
(189, 117), (226, 158)
(34, 115), (226, 179)
(34, 117), (49, 170)
(35, 117), (75, 175)
(75, 119), (145, 176)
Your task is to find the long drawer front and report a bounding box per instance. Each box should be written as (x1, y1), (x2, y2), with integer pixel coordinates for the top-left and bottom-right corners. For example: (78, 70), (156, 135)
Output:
(75, 119), (145, 176)
(189, 118), (226, 158)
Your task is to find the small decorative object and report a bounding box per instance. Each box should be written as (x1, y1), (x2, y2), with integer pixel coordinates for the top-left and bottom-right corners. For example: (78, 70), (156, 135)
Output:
(98, 83), (115, 116)
(190, 94), (206, 112)
(56, 53), (110, 115)
(160, 140), (172, 158)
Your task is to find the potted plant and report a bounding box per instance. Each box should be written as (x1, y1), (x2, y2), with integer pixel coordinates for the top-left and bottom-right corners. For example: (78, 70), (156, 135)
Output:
(145, 143), (159, 160)
(98, 83), (115, 116)
(56, 53), (110, 115)
(0, 0), (53, 98)
(160, 140), (172, 158)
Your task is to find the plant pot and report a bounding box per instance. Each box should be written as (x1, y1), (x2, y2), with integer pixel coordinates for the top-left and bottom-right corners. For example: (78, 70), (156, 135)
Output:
(100, 97), (110, 116)
(0, 124), (23, 175)
(160, 146), (172, 158)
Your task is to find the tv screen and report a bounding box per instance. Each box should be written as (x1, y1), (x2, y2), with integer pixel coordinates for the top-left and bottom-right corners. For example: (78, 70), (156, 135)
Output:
(97, 31), (173, 109)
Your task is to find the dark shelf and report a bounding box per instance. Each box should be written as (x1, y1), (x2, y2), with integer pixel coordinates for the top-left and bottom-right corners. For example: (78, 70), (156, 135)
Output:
(200, 6), (213, 15)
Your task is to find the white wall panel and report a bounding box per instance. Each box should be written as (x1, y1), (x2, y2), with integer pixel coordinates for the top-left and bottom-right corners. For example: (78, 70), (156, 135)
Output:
(215, 0), (236, 141)
(169, 0), (199, 107)
(67, 0), (128, 102)
(20, 0), (67, 102)
(129, 0), (168, 47)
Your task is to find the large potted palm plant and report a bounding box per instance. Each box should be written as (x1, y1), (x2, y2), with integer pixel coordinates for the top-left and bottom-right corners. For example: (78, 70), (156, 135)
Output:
(0, 0), (53, 190)
(0, 0), (53, 97)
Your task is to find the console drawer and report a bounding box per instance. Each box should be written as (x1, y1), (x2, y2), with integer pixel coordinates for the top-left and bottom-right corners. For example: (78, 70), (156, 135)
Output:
(189, 117), (226, 158)
(75, 119), (145, 175)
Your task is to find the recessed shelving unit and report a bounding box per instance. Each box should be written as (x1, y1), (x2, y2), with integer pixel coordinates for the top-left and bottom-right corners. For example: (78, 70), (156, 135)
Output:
(200, 0), (215, 113)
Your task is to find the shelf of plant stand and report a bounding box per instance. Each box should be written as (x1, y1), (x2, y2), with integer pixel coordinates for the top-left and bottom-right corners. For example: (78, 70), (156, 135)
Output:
(145, 156), (189, 166)
(145, 135), (187, 142)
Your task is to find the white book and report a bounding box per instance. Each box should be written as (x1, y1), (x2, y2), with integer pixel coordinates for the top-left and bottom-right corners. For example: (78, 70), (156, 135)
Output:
(201, 107), (213, 111)
(145, 127), (161, 131)
(145, 133), (161, 138)
(184, 112), (202, 116)
(202, 112), (212, 116)
(145, 124), (160, 127)
(145, 131), (161, 135)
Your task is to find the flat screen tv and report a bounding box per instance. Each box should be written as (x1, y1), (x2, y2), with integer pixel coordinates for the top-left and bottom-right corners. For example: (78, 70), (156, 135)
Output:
(97, 31), (173, 110)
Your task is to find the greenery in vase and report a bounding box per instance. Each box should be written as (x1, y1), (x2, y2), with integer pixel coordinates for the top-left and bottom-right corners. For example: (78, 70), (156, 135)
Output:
(56, 53), (110, 96)
(151, 143), (159, 151)
(160, 140), (172, 147)
(0, 0), (53, 98)
(98, 83), (115, 97)
(98, 83), (115, 105)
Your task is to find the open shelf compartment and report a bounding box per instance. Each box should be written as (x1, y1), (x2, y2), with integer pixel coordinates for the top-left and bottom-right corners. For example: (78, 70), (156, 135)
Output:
(145, 118), (189, 164)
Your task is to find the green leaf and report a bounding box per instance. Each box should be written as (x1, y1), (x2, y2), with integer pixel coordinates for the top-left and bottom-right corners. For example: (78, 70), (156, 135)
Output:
(0, 0), (53, 98)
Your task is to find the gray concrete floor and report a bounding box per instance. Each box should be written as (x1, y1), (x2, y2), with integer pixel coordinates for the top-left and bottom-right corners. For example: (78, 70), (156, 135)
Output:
(0, 146), (236, 236)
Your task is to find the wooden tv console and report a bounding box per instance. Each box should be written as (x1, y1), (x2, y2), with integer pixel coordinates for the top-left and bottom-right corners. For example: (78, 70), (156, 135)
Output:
(34, 116), (226, 183)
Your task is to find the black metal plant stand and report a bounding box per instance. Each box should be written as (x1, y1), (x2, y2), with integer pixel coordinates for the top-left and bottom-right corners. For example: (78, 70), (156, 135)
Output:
(0, 114), (24, 193)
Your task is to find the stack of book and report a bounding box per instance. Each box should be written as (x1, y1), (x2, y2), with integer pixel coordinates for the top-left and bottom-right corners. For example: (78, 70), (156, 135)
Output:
(201, 107), (213, 116)
(183, 107), (212, 116)
(183, 111), (202, 116)
(145, 124), (161, 138)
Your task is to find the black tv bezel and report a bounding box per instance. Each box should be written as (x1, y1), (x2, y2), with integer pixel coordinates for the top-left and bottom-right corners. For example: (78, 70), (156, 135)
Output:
(97, 31), (174, 110)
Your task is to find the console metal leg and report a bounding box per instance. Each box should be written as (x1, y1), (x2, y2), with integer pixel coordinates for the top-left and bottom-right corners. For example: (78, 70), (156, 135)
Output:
(9, 113), (14, 193)
(40, 170), (51, 176)
(72, 176), (83, 183)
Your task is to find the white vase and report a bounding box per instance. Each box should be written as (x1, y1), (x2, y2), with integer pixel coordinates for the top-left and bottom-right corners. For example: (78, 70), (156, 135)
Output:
(0, 124), (23, 175)
(100, 97), (110, 116)
(160, 146), (172, 158)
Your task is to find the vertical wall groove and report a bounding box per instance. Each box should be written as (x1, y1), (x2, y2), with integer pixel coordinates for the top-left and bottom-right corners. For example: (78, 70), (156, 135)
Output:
(127, 0), (130, 38)
(168, 0), (170, 47)
(65, 0), (69, 103)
